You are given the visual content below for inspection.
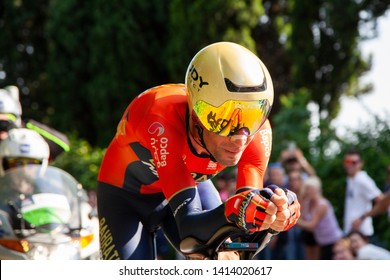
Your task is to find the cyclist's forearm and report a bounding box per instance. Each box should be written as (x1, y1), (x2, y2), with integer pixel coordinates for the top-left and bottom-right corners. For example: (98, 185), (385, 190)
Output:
(169, 187), (229, 242)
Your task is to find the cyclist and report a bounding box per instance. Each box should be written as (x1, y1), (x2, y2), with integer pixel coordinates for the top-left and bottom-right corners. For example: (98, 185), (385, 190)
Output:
(97, 42), (301, 260)
(0, 85), (70, 161)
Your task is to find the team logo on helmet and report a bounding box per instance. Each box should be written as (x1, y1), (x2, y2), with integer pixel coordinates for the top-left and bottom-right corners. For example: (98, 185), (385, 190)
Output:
(187, 65), (209, 93)
(19, 144), (30, 154)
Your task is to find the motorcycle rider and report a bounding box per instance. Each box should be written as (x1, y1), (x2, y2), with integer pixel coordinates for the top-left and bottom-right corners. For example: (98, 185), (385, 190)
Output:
(0, 86), (21, 141)
(0, 85), (70, 161)
(0, 128), (99, 259)
(0, 128), (50, 177)
(0, 128), (51, 229)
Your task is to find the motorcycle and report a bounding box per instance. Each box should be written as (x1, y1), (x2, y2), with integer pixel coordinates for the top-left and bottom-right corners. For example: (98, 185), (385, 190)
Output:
(0, 164), (99, 260)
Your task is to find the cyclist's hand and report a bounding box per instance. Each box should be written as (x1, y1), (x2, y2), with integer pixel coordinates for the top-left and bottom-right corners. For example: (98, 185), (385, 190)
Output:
(225, 189), (277, 232)
(218, 251), (240, 260)
(264, 185), (301, 232)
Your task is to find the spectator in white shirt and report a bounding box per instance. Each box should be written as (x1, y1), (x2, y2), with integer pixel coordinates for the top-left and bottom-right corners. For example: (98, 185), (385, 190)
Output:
(342, 148), (383, 238)
(348, 230), (390, 260)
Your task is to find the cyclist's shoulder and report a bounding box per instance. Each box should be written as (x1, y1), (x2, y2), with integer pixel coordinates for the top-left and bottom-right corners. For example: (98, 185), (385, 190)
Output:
(130, 83), (187, 112)
(122, 83), (185, 121)
(137, 83), (187, 99)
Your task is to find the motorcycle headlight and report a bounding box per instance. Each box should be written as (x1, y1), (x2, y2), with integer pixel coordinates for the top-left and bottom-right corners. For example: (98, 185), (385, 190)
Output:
(27, 241), (81, 260)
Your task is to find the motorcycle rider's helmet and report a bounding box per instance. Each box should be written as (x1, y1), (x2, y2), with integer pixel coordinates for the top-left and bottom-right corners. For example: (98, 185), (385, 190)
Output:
(0, 128), (49, 175)
(185, 42), (274, 137)
(0, 86), (22, 131)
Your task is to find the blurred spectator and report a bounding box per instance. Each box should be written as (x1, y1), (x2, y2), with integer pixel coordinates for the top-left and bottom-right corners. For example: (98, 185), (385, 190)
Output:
(385, 164), (390, 220)
(332, 237), (355, 260)
(279, 142), (316, 180)
(297, 176), (343, 260)
(258, 162), (289, 260)
(355, 192), (390, 225)
(343, 148), (384, 240)
(264, 162), (287, 187)
(348, 230), (390, 260)
(287, 170), (304, 195)
(284, 170), (305, 260)
(385, 164), (390, 189)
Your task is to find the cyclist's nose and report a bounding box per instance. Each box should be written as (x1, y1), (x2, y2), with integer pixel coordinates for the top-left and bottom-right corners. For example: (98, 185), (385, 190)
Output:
(229, 134), (248, 145)
(229, 128), (250, 145)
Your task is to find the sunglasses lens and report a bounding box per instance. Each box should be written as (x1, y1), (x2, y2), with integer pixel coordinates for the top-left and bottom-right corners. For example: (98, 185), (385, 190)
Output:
(193, 99), (270, 136)
(3, 157), (42, 171)
(0, 120), (16, 132)
(344, 159), (359, 165)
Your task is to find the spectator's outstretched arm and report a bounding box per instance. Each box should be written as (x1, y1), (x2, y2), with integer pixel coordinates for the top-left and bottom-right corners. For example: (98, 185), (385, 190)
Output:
(363, 192), (389, 218)
(279, 147), (316, 176)
(294, 148), (316, 176)
(352, 192), (388, 230)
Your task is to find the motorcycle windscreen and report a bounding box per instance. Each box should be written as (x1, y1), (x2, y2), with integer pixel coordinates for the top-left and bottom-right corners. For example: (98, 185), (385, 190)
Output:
(21, 193), (71, 227)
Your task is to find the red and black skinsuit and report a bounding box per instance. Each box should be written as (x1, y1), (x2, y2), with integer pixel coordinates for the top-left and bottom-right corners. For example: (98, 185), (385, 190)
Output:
(97, 84), (272, 259)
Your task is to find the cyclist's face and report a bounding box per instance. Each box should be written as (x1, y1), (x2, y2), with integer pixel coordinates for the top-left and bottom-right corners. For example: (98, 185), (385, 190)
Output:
(202, 128), (254, 166)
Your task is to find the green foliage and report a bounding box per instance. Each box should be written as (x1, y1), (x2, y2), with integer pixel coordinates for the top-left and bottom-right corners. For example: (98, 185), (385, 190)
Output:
(287, 0), (373, 120)
(165, 0), (263, 84)
(270, 88), (312, 162)
(51, 134), (106, 191)
(0, 0), (51, 120)
(45, 0), (171, 147)
(256, 0), (389, 128)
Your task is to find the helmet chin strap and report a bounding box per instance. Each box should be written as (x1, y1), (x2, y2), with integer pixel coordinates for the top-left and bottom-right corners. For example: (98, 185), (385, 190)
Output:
(194, 124), (217, 162)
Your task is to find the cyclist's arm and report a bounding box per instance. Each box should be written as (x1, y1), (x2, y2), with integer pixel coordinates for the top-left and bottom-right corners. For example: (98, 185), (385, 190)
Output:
(142, 118), (229, 241)
(235, 120), (272, 192)
(169, 187), (228, 242)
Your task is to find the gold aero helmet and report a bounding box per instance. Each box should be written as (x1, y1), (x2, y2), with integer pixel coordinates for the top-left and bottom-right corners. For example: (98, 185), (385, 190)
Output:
(185, 42), (273, 137)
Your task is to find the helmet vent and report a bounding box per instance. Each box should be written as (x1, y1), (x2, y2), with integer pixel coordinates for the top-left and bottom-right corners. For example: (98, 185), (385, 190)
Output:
(224, 78), (267, 93)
